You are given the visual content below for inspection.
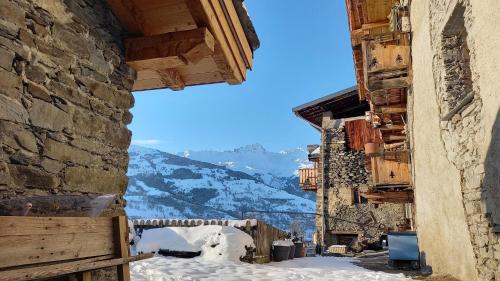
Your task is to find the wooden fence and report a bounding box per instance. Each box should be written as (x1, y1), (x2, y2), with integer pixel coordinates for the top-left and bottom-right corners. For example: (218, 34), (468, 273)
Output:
(132, 219), (287, 263)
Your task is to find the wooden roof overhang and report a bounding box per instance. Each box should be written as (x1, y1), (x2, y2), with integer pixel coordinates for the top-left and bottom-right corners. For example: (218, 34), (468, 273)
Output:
(293, 86), (369, 130)
(107, 0), (259, 91)
(345, 0), (398, 100)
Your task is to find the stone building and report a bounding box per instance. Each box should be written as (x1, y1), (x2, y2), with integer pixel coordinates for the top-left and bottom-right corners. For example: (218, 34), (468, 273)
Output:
(294, 87), (411, 249)
(0, 0), (258, 279)
(342, 0), (499, 280)
(410, 0), (500, 280)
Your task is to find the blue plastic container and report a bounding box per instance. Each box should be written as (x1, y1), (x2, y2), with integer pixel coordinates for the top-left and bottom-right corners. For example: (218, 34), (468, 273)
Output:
(387, 231), (419, 261)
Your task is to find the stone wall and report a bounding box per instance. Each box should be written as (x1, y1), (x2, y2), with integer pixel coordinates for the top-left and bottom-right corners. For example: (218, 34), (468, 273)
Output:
(0, 0), (135, 279)
(411, 0), (500, 280)
(319, 119), (406, 246)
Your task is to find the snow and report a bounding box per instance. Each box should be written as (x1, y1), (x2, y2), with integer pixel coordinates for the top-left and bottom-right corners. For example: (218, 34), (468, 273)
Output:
(130, 256), (412, 281)
(179, 144), (310, 178)
(136, 226), (254, 262)
(272, 240), (295, 247)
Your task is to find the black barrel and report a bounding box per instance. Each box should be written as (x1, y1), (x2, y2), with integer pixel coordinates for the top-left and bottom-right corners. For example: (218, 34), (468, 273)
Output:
(272, 245), (291, 262)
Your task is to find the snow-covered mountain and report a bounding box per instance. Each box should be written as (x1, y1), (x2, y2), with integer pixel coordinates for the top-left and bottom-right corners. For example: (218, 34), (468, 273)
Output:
(178, 144), (315, 201)
(180, 143), (310, 178)
(125, 145), (316, 233)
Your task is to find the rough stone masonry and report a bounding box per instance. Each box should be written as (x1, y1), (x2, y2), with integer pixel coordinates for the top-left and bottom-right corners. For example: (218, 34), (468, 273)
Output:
(0, 0), (135, 279)
(319, 123), (406, 247)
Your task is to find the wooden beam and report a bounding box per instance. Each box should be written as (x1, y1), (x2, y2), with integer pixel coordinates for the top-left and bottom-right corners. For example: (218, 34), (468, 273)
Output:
(0, 254), (153, 281)
(113, 216), (130, 281)
(186, 0), (244, 84)
(367, 77), (409, 90)
(106, 0), (145, 35)
(221, 0), (253, 69)
(81, 271), (91, 281)
(157, 69), (185, 91)
(360, 190), (413, 204)
(374, 105), (407, 114)
(379, 125), (405, 131)
(125, 28), (215, 71)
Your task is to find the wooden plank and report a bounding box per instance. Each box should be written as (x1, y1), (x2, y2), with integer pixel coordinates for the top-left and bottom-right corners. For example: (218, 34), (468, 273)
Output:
(114, 216), (130, 281)
(0, 254), (153, 281)
(157, 69), (185, 91)
(374, 105), (407, 114)
(360, 190), (413, 204)
(138, 0), (197, 35)
(221, 0), (253, 69)
(0, 232), (115, 268)
(186, 0), (243, 83)
(368, 77), (409, 90)
(208, 0), (247, 78)
(366, 0), (396, 23)
(0, 216), (113, 237)
(125, 28), (215, 71)
(106, 0), (145, 34)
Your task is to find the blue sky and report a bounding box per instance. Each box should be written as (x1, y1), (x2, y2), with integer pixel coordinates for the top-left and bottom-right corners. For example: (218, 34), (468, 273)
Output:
(130, 0), (356, 153)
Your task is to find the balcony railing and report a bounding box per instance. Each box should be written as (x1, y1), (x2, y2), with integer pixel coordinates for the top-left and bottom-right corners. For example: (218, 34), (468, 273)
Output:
(299, 168), (318, 192)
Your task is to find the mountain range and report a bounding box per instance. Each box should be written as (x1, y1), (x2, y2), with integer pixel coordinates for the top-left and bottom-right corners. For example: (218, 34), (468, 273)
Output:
(125, 144), (316, 234)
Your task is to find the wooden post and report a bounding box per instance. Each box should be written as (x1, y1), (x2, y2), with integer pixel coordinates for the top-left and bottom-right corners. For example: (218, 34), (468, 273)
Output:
(113, 216), (130, 281)
(81, 271), (91, 281)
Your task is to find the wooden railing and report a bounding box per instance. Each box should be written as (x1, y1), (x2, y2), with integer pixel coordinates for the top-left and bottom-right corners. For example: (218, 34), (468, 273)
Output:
(299, 168), (318, 191)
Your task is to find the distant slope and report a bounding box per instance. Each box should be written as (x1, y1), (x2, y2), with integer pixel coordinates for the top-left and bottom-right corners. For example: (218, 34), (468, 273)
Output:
(126, 146), (316, 233)
(179, 143), (315, 201)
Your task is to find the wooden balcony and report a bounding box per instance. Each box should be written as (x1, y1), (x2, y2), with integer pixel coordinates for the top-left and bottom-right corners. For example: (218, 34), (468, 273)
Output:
(360, 190), (414, 204)
(299, 168), (318, 192)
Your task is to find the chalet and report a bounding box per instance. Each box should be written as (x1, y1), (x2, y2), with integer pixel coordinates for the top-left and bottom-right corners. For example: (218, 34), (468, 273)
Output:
(293, 87), (413, 250)
(0, 0), (258, 280)
(343, 0), (500, 280)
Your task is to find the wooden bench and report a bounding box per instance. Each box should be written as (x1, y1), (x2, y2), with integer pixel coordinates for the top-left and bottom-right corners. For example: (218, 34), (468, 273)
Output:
(0, 216), (152, 281)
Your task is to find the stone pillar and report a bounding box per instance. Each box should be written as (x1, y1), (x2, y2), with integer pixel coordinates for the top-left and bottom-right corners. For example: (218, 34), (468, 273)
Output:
(0, 0), (135, 279)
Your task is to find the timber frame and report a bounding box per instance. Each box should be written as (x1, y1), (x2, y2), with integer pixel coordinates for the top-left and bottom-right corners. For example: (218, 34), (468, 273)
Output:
(344, 0), (414, 205)
(107, 0), (259, 91)
(0, 216), (152, 281)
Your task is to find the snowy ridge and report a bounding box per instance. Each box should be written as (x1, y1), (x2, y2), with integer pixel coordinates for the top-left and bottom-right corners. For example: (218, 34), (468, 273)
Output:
(126, 146), (316, 233)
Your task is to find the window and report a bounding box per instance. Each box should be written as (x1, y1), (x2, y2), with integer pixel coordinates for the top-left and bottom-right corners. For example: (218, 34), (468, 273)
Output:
(440, 3), (474, 121)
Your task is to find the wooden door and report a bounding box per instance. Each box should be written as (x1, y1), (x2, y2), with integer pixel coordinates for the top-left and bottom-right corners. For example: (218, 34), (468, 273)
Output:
(371, 150), (411, 186)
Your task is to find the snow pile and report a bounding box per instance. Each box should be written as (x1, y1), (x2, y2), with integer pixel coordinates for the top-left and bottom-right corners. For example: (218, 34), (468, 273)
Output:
(226, 219), (257, 228)
(130, 256), (413, 281)
(272, 240), (295, 246)
(136, 225), (254, 262)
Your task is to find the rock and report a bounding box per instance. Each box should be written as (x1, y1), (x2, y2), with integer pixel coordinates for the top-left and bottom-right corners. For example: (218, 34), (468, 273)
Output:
(25, 64), (46, 83)
(29, 99), (71, 131)
(72, 109), (105, 137)
(0, 69), (22, 99)
(27, 82), (52, 102)
(0, 161), (10, 185)
(122, 111), (133, 125)
(14, 130), (38, 153)
(9, 150), (37, 165)
(8, 164), (59, 189)
(70, 135), (110, 155)
(0, 94), (29, 123)
(40, 157), (65, 174)
(47, 80), (90, 109)
(0, 46), (14, 70)
(0, 1), (25, 27)
(90, 98), (113, 117)
(43, 138), (96, 166)
(64, 166), (127, 194)
(19, 29), (35, 48)
(52, 23), (90, 59)
(104, 123), (131, 150)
